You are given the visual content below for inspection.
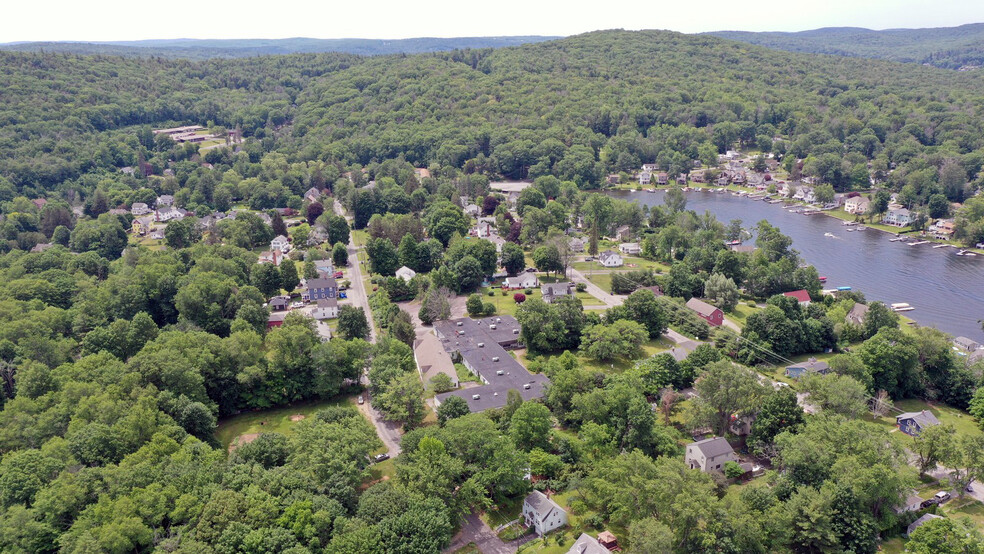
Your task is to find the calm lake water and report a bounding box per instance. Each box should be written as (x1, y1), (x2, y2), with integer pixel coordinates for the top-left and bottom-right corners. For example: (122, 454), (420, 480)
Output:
(612, 189), (984, 342)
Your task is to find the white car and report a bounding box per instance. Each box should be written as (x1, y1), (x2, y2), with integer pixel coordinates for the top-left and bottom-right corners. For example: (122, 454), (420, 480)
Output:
(291, 302), (304, 309)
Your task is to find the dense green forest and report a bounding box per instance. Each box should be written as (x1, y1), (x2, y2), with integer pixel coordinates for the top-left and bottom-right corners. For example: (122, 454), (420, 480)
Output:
(0, 36), (558, 60)
(710, 23), (984, 69)
(1, 29), (984, 552)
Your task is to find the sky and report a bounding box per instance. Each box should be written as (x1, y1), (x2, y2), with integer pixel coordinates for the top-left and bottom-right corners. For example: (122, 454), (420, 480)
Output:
(3, 0), (984, 42)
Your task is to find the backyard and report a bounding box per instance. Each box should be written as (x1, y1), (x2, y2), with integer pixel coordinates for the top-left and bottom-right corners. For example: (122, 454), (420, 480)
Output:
(215, 396), (358, 450)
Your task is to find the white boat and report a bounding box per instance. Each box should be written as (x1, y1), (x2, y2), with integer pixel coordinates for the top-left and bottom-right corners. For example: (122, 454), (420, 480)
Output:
(933, 244), (949, 249)
(891, 303), (915, 312)
(846, 228), (854, 232)
(824, 233), (835, 238)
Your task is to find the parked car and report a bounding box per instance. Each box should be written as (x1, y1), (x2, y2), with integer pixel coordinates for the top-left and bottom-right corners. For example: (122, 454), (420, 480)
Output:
(373, 453), (389, 463)
(334, 271), (343, 278)
(358, 395), (364, 405)
(339, 292), (347, 299)
(935, 491), (952, 504)
(526, 267), (537, 273)
(291, 302), (304, 309)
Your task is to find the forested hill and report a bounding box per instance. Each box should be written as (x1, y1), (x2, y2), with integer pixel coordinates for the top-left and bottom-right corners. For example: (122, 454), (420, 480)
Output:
(708, 23), (984, 69)
(0, 35), (560, 60)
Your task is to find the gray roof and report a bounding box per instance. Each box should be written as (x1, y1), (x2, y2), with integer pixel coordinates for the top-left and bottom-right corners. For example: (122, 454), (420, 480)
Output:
(307, 277), (337, 290)
(541, 283), (573, 298)
(847, 303), (869, 323)
(691, 436), (734, 458)
(598, 250), (621, 262)
(786, 360), (829, 373)
(567, 533), (609, 554)
(897, 410), (941, 428)
(907, 513), (943, 536)
(954, 336), (980, 350)
(434, 316), (550, 412)
(686, 297), (720, 318)
(317, 297), (338, 308)
(524, 490), (563, 519)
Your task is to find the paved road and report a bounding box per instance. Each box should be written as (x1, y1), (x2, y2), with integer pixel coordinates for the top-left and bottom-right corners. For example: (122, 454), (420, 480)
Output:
(568, 266), (624, 308)
(444, 513), (538, 554)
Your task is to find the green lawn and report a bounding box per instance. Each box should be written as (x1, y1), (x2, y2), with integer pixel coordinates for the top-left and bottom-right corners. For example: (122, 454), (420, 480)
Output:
(481, 495), (525, 530)
(867, 398), (982, 439)
(519, 336), (673, 374)
(726, 302), (760, 326)
(572, 258), (668, 273)
(351, 229), (370, 247)
(585, 273), (612, 293)
(516, 489), (626, 554)
(455, 362), (480, 384)
(940, 496), (984, 527)
(215, 396), (356, 450)
(452, 544), (480, 554)
(365, 458), (396, 485)
(879, 537), (906, 554)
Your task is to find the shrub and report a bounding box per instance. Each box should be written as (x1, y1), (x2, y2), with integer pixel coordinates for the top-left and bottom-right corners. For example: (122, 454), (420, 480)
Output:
(524, 288), (533, 295)
(724, 460), (745, 479)
(501, 290), (508, 296)
(514, 293), (526, 303)
(488, 290), (495, 297)
(747, 300), (756, 307)
(483, 303), (496, 316)
(575, 282), (587, 292)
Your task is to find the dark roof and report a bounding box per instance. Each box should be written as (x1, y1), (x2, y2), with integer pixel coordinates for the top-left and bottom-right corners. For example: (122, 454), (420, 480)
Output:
(907, 514), (943, 536)
(690, 436), (734, 458)
(307, 277), (337, 290)
(268, 312), (288, 323)
(434, 315), (549, 412)
(847, 303), (869, 322)
(524, 491), (563, 518)
(786, 359), (829, 373)
(686, 297), (721, 317)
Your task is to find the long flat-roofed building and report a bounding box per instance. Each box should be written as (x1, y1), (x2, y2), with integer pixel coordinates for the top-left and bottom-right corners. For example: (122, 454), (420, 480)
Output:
(434, 315), (549, 412)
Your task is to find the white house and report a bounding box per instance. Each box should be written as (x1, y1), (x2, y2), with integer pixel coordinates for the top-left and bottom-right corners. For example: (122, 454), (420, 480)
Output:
(464, 203), (481, 217)
(475, 221), (494, 238)
(504, 271), (539, 289)
(844, 197), (871, 215)
(131, 202), (151, 216)
(883, 208), (914, 227)
(395, 266), (417, 282)
(618, 242), (641, 255)
(638, 171), (652, 185)
(312, 297), (339, 319)
(156, 195), (174, 208)
(522, 491), (567, 537)
(598, 250), (623, 267)
(271, 235), (291, 253)
(685, 437), (737, 473)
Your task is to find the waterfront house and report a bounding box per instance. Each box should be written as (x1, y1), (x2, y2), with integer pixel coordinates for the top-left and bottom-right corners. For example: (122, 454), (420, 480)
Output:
(846, 303), (869, 326)
(784, 358), (830, 379)
(677, 173), (688, 184)
(615, 225), (633, 241)
(954, 336), (981, 351)
(691, 172), (706, 183)
(685, 298), (723, 327)
(883, 208), (914, 227)
(638, 171), (652, 185)
(716, 174), (730, 186)
(896, 410), (941, 437)
(504, 271), (539, 289)
(395, 266), (417, 282)
(523, 491), (567, 536)
(598, 250), (623, 268)
(541, 283), (574, 304)
(931, 218), (956, 239)
(845, 197), (871, 215)
(271, 235), (290, 253)
(783, 289), (812, 306)
(656, 172), (669, 185)
(641, 163), (658, 172)
(618, 242), (641, 255)
(685, 437), (737, 473)
(607, 174), (620, 185)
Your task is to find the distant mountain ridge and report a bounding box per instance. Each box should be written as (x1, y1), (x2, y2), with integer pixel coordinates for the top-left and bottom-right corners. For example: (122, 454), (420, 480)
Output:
(707, 23), (984, 69)
(0, 36), (561, 59)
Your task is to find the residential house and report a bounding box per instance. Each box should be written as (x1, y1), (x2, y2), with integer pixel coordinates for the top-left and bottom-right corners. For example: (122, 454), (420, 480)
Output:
(313, 297), (339, 319)
(504, 271), (539, 289)
(395, 266), (417, 282)
(656, 172), (669, 185)
(155, 195), (174, 208)
(269, 295), (290, 311)
(414, 332), (459, 389)
(783, 289), (812, 306)
(896, 410), (941, 437)
(30, 243), (54, 253)
(314, 259), (334, 274)
(267, 312), (288, 329)
(606, 174), (620, 185)
(567, 534), (609, 554)
(131, 202), (151, 216)
(731, 171), (746, 185)
(304, 187), (322, 203)
(569, 237), (585, 252)
(765, 159), (780, 172)
(931, 219), (956, 240)
(522, 491), (567, 537)
(598, 250), (623, 268)
(716, 174), (730, 186)
(844, 196), (871, 215)
(907, 514), (944, 537)
(954, 336), (981, 351)
(615, 225), (632, 241)
(156, 207), (187, 222)
(685, 437), (737, 473)
(784, 358), (830, 379)
(641, 163), (658, 172)
(638, 171), (652, 185)
(541, 283), (574, 304)
(794, 186), (815, 203)
(691, 172), (706, 183)
(677, 173), (688, 185)
(475, 221), (493, 238)
(685, 298), (723, 327)
(306, 276), (338, 301)
(132, 216), (155, 236)
(257, 250), (283, 266)
(618, 242), (641, 255)
(895, 490), (924, 514)
(271, 235), (291, 253)
(507, 191), (521, 208)
(307, 226), (329, 245)
(846, 303), (869, 326)
(730, 244), (756, 254)
(883, 208), (914, 227)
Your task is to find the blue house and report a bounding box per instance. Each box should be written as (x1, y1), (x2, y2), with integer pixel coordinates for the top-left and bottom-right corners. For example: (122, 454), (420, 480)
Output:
(896, 410), (940, 437)
(784, 359), (830, 379)
(306, 276), (337, 302)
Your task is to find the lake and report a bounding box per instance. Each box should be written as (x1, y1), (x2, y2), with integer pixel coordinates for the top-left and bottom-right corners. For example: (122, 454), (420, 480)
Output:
(612, 189), (984, 342)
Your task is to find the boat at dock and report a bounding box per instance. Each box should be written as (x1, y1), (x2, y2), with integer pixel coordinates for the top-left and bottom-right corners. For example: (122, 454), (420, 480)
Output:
(889, 236), (906, 242)
(891, 303), (915, 312)
(836, 286), (852, 291)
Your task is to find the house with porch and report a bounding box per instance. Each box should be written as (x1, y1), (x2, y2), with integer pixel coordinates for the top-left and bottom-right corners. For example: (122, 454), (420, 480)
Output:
(638, 171), (652, 185)
(271, 235), (291, 253)
(883, 208), (914, 227)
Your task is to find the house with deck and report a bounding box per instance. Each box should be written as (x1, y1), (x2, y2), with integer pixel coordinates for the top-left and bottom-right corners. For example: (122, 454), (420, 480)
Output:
(846, 303), (869, 326)
(883, 208), (914, 227)
(845, 197), (871, 215)
(685, 437), (737, 473)
(638, 171), (652, 185)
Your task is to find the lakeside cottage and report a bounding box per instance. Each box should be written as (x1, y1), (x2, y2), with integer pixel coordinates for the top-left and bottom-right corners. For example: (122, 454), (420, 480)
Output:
(783, 289), (812, 306)
(846, 303), (869, 326)
(845, 196), (871, 214)
(685, 297), (723, 327)
(954, 336), (981, 351)
(883, 208), (914, 227)
(638, 171), (652, 185)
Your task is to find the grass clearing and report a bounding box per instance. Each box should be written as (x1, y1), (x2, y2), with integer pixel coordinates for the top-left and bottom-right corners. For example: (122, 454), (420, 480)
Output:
(482, 495), (525, 529)
(215, 396), (355, 450)
(872, 399), (982, 439)
(585, 272), (613, 293)
(941, 496), (984, 527)
(452, 544), (481, 554)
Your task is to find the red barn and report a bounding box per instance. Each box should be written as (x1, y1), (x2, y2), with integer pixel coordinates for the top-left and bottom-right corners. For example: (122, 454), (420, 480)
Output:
(267, 312), (287, 329)
(686, 298), (723, 327)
